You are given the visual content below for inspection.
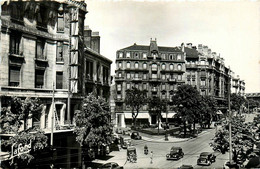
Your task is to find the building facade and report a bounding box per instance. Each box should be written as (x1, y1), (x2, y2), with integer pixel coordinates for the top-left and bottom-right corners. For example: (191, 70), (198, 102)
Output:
(231, 74), (245, 95)
(114, 40), (245, 127)
(0, 1), (111, 168)
(115, 39), (186, 127)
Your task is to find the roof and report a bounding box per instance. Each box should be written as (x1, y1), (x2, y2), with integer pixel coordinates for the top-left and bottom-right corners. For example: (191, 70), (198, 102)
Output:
(184, 47), (199, 58)
(171, 146), (182, 150)
(85, 47), (112, 63)
(200, 152), (211, 155)
(120, 44), (182, 53)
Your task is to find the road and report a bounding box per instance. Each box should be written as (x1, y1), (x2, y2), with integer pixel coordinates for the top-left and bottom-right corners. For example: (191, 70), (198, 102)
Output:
(99, 113), (256, 168)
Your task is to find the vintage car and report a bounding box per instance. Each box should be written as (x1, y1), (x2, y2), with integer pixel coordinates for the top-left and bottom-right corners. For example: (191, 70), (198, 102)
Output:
(131, 132), (142, 140)
(179, 165), (194, 169)
(166, 147), (184, 160)
(197, 152), (216, 166)
(99, 162), (124, 169)
(127, 146), (137, 163)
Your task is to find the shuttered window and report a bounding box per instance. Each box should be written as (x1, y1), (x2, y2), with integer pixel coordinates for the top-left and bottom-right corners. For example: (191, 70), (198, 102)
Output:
(57, 42), (63, 62)
(9, 67), (20, 86)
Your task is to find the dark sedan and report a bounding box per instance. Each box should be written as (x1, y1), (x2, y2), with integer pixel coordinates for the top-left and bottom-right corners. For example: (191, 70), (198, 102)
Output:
(197, 152), (216, 166)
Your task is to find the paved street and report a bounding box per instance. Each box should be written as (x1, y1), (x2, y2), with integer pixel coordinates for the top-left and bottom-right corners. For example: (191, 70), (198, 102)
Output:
(92, 113), (257, 168)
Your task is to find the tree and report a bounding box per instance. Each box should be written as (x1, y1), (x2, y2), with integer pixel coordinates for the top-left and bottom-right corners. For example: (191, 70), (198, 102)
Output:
(0, 96), (48, 165)
(148, 96), (167, 135)
(74, 93), (113, 165)
(172, 85), (201, 137)
(199, 96), (217, 128)
(125, 87), (147, 127)
(230, 93), (246, 113)
(248, 99), (260, 111)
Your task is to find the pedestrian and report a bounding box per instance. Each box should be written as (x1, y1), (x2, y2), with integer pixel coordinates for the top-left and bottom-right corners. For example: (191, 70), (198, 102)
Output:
(150, 151), (153, 164)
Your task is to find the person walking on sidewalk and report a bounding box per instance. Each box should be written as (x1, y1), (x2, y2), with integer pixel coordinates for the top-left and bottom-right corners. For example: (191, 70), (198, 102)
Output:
(150, 151), (153, 164)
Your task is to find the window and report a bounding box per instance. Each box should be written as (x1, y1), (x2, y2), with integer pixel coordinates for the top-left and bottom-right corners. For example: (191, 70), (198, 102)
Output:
(127, 73), (130, 79)
(162, 74), (166, 80)
(135, 53), (139, 58)
(170, 64), (174, 70)
(9, 67), (20, 87)
(143, 53), (147, 59)
(57, 42), (63, 62)
(162, 84), (166, 90)
(161, 54), (166, 59)
(118, 62), (122, 69)
(178, 74), (182, 80)
(10, 32), (22, 55)
(57, 10), (64, 32)
(143, 73), (147, 80)
(36, 39), (46, 60)
(127, 62), (131, 68)
(201, 90), (206, 95)
(169, 54), (173, 60)
(119, 52), (123, 58)
(126, 52), (130, 58)
(126, 83), (130, 89)
(118, 72), (122, 78)
(103, 67), (109, 84)
(201, 60), (205, 65)
(117, 84), (121, 91)
(135, 62), (139, 69)
(162, 93), (166, 99)
(162, 63), (166, 70)
(86, 61), (93, 80)
(177, 64), (182, 71)
(177, 54), (181, 60)
(143, 83), (147, 90)
(35, 69), (45, 88)
(143, 63), (147, 69)
(117, 94), (121, 99)
(152, 63), (157, 71)
(201, 79), (206, 86)
(56, 72), (63, 89)
(135, 73), (139, 78)
(152, 73), (157, 79)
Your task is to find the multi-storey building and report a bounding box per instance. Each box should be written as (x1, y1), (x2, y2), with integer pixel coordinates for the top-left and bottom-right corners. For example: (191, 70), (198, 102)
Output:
(184, 43), (232, 110)
(231, 74), (245, 95)
(115, 39), (186, 127)
(0, 1), (111, 168)
(114, 41), (245, 127)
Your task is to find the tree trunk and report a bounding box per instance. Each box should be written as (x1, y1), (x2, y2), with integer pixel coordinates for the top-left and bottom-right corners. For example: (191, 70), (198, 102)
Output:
(193, 121), (196, 134)
(183, 122), (186, 137)
(157, 115), (160, 135)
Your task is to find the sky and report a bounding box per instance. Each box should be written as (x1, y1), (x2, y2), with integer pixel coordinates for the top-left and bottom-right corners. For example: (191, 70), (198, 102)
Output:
(84, 0), (260, 93)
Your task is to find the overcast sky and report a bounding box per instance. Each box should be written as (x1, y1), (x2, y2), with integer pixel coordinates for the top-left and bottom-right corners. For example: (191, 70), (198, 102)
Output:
(85, 0), (260, 93)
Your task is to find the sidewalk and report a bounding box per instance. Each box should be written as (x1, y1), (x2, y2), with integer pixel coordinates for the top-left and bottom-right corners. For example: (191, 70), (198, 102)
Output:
(141, 130), (210, 143)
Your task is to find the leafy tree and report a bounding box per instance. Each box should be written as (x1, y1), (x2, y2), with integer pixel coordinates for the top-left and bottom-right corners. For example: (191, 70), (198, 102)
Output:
(230, 93), (246, 113)
(74, 93), (113, 166)
(148, 96), (167, 134)
(199, 96), (217, 128)
(172, 85), (201, 137)
(0, 96), (48, 165)
(210, 116), (256, 164)
(125, 87), (147, 127)
(248, 99), (260, 111)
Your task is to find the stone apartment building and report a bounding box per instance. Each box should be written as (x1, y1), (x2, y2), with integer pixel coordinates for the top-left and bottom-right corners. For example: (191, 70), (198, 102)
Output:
(115, 39), (186, 127)
(0, 1), (111, 168)
(114, 40), (245, 127)
(231, 74), (245, 95)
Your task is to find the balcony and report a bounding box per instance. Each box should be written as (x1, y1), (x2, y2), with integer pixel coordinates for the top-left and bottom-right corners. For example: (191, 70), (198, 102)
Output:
(186, 64), (198, 69)
(133, 77), (142, 81)
(167, 78), (176, 83)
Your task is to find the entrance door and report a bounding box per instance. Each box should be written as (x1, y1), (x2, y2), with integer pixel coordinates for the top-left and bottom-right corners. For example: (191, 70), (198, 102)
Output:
(151, 115), (157, 124)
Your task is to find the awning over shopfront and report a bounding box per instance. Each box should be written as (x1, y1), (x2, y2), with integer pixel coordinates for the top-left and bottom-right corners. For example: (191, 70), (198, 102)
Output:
(161, 113), (176, 118)
(124, 113), (150, 119)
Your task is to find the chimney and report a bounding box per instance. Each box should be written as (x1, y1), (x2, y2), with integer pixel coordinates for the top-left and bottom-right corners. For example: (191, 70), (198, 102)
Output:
(186, 43), (192, 49)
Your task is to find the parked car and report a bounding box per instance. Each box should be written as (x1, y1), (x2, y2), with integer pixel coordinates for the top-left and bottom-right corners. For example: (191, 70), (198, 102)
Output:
(179, 165), (194, 169)
(197, 152), (216, 166)
(131, 132), (142, 140)
(166, 147), (184, 160)
(99, 162), (123, 169)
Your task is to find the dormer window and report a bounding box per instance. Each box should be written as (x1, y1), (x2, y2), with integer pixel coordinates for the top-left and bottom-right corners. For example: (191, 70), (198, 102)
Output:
(152, 53), (157, 59)
(119, 52), (123, 58)
(126, 52), (130, 58)
(143, 53), (147, 59)
(135, 53), (139, 58)
(169, 54), (173, 60)
(177, 54), (182, 60)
